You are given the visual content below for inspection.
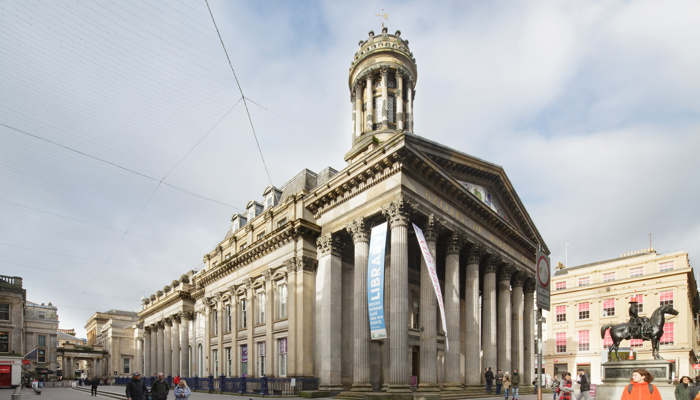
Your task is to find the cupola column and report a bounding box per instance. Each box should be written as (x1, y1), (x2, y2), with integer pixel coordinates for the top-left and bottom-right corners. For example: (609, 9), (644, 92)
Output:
(354, 84), (363, 140)
(407, 83), (414, 132)
(396, 70), (404, 130)
(380, 66), (389, 129)
(365, 74), (374, 132)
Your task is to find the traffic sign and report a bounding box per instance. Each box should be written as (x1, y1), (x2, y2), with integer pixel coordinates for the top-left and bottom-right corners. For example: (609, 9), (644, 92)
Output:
(536, 250), (551, 311)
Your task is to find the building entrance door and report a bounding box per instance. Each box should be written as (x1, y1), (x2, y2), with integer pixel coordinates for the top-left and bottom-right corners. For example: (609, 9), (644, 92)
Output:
(553, 363), (568, 380)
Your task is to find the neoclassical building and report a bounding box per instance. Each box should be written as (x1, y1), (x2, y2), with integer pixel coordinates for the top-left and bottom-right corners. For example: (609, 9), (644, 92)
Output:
(138, 27), (548, 393)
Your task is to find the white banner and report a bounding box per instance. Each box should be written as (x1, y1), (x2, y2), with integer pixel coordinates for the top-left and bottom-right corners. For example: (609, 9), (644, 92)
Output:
(412, 223), (449, 350)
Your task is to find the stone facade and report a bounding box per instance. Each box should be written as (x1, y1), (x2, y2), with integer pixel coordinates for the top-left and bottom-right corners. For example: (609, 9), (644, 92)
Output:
(0, 276), (25, 357)
(136, 28), (548, 393)
(84, 310), (139, 378)
(24, 301), (59, 375)
(545, 250), (699, 383)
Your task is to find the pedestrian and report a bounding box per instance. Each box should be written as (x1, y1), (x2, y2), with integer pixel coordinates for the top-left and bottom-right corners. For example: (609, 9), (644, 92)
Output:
(485, 367), (494, 394)
(559, 372), (575, 400)
(151, 372), (170, 400)
(125, 372), (148, 400)
(174, 379), (191, 399)
(503, 371), (512, 400)
(676, 376), (693, 400)
(577, 368), (591, 400)
(173, 375), (180, 385)
(551, 374), (561, 400)
(533, 378), (538, 394)
(511, 368), (521, 399)
(496, 369), (504, 395)
(620, 369), (661, 400)
(689, 376), (700, 400)
(90, 376), (99, 396)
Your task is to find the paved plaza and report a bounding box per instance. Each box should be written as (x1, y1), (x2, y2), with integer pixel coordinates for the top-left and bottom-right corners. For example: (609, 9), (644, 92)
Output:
(0, 386), (550, 400)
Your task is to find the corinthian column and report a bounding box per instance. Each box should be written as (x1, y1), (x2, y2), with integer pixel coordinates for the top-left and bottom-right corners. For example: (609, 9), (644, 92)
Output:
(365, 73), (374, 131)
(316, 233), (344, 391)
(172, 315), (181, 377)
(380, 66), (389, 128)
(354, 84), (363, 141)
(164, 318), (172, 376)
(523, 279), (536, 385)
(136, 334), (143, 375)
(157, 321), (165, 374)
(346, 218), (372, 391)
(464, 244), (483, 386)
(511, 272), (524, 377)
(143, 326), (151, 376)
(396, 70), (404, 130)
(150, 325), (158, 376)
(179, 312), (192, 377)
(444, 232), (463, 390)
(497, 264), (513, 372)
(418, 215), (442, 391)
(481, 256), (498, 374)
(381, 196), (415, 392)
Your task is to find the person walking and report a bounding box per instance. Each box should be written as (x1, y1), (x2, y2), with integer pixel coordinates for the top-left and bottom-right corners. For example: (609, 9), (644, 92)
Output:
(485, 367), (494, 394)
(90, 376), (99, 396)
(620, 369), (661, 400)
(496, 369), (504, 395)
(559, 372), (575, 400)
(551, 374), (561, 400)
(125, 372), (148, 400)
(577, 368), (591, 400)
(151, 373), (170, 400)
(676, 376), (693, 400)
(503, 371), (512, 400)
(174, 379), (191, 399)
(511, 368), (521, 399)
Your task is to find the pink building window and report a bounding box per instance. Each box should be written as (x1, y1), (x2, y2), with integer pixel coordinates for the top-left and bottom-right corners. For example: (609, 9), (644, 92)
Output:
(578, 276), (590, 287)
(578, 302), (590, 320)
(603, 329), (612, 348)
(603, 299), (615, 317)
(659, 261), (674, 272)
(555, 281), (567, 290)
(660, 290), (674, 307)
(578, 330), (590, 351)
(603, 272), (616, 282)
(556, 332), (567, 353)
(556, 305), (566, 322)
(660, 323), (674, 345)
(631, 294), (643, 313)
(630, 339), (643, 347)
(630, 267), (644, 278)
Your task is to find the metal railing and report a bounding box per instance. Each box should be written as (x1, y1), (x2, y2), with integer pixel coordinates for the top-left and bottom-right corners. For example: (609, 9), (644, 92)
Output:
(114, 375), (318, 396)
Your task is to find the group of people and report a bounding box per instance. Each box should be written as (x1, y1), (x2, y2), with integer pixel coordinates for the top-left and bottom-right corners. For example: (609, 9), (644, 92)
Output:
(125, 372), (192, 400)
(674, 374), (700, 400)
(550, 368), (671, 400)
(551, 369), (591, 400)
(484, 366), (521, 399)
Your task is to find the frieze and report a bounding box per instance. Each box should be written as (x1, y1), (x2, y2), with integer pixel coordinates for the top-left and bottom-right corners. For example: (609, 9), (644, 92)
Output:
(346, 218), (369, 244)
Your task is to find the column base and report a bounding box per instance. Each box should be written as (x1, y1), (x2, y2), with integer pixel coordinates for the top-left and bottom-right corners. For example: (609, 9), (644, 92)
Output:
(441, 382), (462, 391)
(319, 384), (344, 395)
(386, 384), (411, 393)
(351, 383), (373, 392)
(416, 383), (440, 392)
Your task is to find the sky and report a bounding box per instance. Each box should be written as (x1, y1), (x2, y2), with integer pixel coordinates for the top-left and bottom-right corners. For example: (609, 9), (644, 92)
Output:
(1, 0), (699, 339)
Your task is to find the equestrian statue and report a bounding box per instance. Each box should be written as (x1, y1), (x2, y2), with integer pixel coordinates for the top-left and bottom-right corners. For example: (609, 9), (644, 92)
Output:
(600, 301), (678, 361)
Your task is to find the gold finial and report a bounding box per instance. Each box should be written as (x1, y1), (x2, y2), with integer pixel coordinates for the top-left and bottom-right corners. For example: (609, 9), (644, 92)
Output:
(375, 9), (389, 28)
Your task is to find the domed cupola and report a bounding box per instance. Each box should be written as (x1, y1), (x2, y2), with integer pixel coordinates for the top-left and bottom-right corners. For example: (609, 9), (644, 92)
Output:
(346, 27), (417, 162)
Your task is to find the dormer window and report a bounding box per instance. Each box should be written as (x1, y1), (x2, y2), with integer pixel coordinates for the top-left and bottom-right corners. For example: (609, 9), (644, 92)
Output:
(263, 186), (281, 210)
(231, 213), (247, 232)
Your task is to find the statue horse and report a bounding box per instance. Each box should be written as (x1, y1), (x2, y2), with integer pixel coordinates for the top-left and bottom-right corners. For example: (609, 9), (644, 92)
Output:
(600, 304), (678, 361)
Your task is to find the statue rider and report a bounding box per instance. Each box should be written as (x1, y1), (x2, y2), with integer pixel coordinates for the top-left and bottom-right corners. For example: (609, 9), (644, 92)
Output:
(628, 299), (643, 338)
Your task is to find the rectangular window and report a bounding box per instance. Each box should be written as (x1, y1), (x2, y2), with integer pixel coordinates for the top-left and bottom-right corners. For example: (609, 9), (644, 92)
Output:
(212, 349), (219, 376)
(278, 338), (287, 377)
(38, 335), (46, 347)
(212, 309), (218, 335)
(630, 339), (643, 347)
(0, 304), (8, 320)
(411, 299), (420, 329)
(603, 272), (616, 282)
(631, 294), (643, 313)
(38, 349), (46, 363)
(38, 312), (46, 320)
(258, 342), (266, 377)
(277, 218), (288, 228)
(556, 305), (566, 322)
(603, 328), (613, 348)
(123, 358), (131, 374)
(603, 299), (615, 317)
(659, 261), (674, 272)
(225, 253), (231, 260)
(265, 196), (274, 209)
(578, 302), (590, 320)
(0, 332), (8, 352)
(555, 282), (566, 290)
(630, 267), (644, 277)
(212, 261), (218, 268)
(240, 243), (248, 251)
(578, 276), (590, 287)
(556, 332), (566, 353)
(257, 292), (266, 324)
(660, 290), (674, 307)
(277, 283), (287, 320)
(257, 232), (266, 241)
(241, 345), (248, 376)
(660, 322), (674, 345)
(226, 347), (232, 377)
(239, 298), (247, 329)
(226, 305), (232, 332)
(578, 330), (590, 351)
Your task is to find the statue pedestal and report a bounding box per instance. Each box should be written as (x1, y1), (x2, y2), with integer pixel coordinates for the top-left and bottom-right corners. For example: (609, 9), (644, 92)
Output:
(595, 359), (674, 399)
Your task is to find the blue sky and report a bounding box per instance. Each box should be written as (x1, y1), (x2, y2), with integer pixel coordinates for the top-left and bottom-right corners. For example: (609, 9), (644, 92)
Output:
(1, 0), (699, 338)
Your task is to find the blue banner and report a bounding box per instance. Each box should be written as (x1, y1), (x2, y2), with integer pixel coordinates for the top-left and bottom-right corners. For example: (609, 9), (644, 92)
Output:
(367, 222), (388, 340)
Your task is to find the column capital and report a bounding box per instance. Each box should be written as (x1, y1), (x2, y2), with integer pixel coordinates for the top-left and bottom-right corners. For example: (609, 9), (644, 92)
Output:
(422, 214), (444, 243)
(346, 218), (370, 244)
(144, 326), (152, 334)
(262, 268), (272, 282)
(524, 277), (536, 294)
(284, 257), (297, 274)
(297, 255), (318, 272)
(164, 317), (172, 326)
(511, 271), (525, 288)
(380, 65), (389, 77)
(381, 196), (416, 229)
(498, 263), (514, 282)
(396, 69), (404, 79)
(483, 255), (501, 274)
(178, 311), (194, 321)
(172, 314), (181, 324)
(446, 232), (464, 255)
(317, 232), (343, 256)
(157, 320), (165, 329)
(467, 243), (484, 265)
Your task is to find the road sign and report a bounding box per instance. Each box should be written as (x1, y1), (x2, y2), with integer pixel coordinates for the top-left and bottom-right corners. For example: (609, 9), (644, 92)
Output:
(536, 250), (551, 311)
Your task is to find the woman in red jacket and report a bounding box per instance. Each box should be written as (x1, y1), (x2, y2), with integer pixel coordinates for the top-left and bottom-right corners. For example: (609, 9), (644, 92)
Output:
(620, 369), (662, 400)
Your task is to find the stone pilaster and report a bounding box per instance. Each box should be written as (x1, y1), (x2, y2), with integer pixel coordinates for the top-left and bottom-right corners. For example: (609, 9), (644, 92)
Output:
(418, 215), (442, 392)
(497, 264), (513, 372)
(381, 196), (415, 392)
(164, 318), (172, 376)
(143, 326), (151, 376)
(523, 278), (536, 385)
(444, 232), (463, 390)
(316, 232), (344, 391)
(481, 256), (498, 374)
(346, 218), (372, 391)
(464, 244), (483, 386)
(171, 315), (180, 377)
(511, 272), (525, 377)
